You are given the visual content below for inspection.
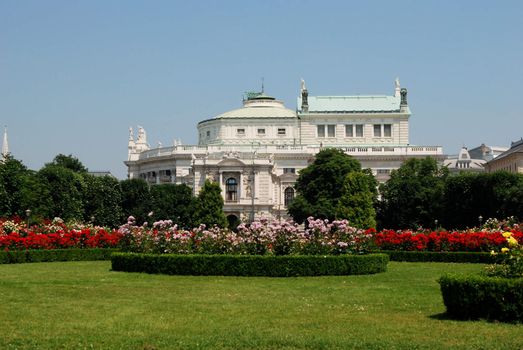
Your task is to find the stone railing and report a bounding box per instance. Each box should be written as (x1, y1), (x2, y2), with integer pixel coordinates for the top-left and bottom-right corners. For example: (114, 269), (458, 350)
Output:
(134, 144), (443, 160)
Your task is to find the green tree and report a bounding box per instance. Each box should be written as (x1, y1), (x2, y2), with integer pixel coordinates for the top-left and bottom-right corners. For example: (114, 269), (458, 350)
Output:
(150, 184), (196, 228)
(0, 155), (31, 217)
(195, 180), (227, 228)
(443, 172), (523, 229)
(120, 178), (151, 224)
(83, 174), (124, 227)
(491, 171), (523, 220)
(336, 171), (377, 228)
(47, 154), (88, 173)
(19, 171), (53, 220)
(288, 148), (375, 224)
(378, 157), (448, 229)
(37, 165), (86, 221)
(0, 180), (10, 216)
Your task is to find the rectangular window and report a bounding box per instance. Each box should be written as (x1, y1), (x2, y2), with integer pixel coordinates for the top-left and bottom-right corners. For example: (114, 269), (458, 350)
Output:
(277, 128), (286, 135)
(345, 124), (353, 137)
(355, 124), (363, 137)
(327, 125), (336, 137)
(206, 130), (210, 137)
(237, 128), (245, 135)
(374, 124), (382, 137)
(257, 128), (265, 135)
(283, 168), (296, 174)
(317, 125), (325, 138)
(383, 124), (392, 137)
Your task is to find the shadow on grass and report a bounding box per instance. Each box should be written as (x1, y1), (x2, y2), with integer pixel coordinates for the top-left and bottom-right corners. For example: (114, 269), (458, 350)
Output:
(429, 312), (500, 324)
(429, 312), (456, 321)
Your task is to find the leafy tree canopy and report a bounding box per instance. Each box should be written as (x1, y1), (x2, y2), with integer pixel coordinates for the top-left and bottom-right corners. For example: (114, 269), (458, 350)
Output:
(83, 174), (123, 227)
(120, 178), (151, 224)
(195, 180), (227, 228)
(150, 184), (197, 228)
(336, 171), (377, 229)
(442, 171), (523, 229)
(0, 155), (31, 217)
(288, 148), (376, 226)
(378, 157), (448, 229)
(37, 164), (86, 221)
(47, 154), (88, 173)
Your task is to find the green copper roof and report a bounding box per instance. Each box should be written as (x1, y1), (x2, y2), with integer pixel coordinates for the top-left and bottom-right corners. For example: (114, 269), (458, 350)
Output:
(244, 91), (275, 101)
(298, 95), (403, 113)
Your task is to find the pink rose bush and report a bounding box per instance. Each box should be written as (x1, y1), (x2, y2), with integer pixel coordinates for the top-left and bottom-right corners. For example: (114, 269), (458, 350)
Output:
(118, 216), (373, 255)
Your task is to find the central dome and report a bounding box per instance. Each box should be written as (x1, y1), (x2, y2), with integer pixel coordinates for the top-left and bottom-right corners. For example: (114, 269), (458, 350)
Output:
(197, 91), (299, 146)
(208, 92), (297, 121)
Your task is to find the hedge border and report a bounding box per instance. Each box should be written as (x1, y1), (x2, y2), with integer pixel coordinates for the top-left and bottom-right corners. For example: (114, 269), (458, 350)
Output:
(0, 248), (118, 264)
(111, 253), (389, 277)
(379, 250), (499, 263)
(439, 274), (523, 323)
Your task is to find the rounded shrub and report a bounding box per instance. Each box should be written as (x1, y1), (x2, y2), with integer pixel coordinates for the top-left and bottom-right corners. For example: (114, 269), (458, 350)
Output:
(438, 274), (523, 323)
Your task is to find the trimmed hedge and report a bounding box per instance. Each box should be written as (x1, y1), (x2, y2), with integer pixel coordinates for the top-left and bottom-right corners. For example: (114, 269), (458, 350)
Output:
(439, 274), (523, 323)
(0, 248), (118, 264)
(111, 253), (389, 277)
(379, 250), (498, 263)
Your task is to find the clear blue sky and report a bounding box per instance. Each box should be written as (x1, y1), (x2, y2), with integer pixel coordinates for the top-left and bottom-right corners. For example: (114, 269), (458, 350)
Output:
(1, 0), (522, 179)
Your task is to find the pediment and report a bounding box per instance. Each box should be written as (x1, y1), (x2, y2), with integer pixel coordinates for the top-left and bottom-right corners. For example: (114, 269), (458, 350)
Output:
(279, 173), (298, 180)
(217, 158), (247, 167)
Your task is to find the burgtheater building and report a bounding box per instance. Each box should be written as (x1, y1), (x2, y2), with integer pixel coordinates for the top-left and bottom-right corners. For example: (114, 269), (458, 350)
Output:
(126, 80), (443, 223)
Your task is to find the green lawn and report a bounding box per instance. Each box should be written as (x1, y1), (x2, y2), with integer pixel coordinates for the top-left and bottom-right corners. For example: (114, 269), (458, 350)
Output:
(1, 261), (522, 350)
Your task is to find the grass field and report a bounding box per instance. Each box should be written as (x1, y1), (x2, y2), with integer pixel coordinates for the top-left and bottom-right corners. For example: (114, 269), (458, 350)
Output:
(1, 261), (522, 350)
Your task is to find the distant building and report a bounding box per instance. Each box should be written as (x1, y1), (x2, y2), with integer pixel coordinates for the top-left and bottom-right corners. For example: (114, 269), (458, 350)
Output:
(125, 80), (443, 223)
(468, 143), (508, 161)
(88, 171), (115, 178)
(485, 139), (523, 174)
(443, 147), (486, 174)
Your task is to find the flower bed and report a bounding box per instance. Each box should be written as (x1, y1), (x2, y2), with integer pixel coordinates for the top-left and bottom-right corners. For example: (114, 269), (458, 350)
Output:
(374, 229), (523, 252)
(380, 250), (498, 263)
(0, 229), (122, 251)
(118, 216), (374, 256)
(114, 217), (384, 276)
(0, 217), (122, 251)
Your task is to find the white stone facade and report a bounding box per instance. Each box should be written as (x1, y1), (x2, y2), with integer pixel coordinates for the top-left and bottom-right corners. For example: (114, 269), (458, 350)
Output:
(485, 139), (523, 174)
(443, 147), (486, 173)
(125, 80), (444, 223)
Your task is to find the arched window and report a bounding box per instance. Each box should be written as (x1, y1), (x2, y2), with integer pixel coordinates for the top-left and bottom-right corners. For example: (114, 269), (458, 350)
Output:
(226, 177), (238, 202)
(284, 187), (295, 207)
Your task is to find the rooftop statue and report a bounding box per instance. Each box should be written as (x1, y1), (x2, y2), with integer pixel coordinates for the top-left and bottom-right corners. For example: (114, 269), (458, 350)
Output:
(129, 127), (134, 141)
(137, 126), (146, 143)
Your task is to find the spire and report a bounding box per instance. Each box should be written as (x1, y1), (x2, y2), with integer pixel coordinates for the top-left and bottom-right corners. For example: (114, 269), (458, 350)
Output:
(1, 126), (9, 161)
